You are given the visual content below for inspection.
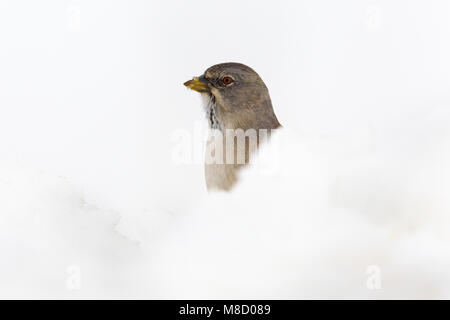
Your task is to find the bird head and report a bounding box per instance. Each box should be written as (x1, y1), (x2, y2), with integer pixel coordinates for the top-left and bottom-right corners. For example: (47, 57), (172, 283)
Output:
(184, 62), (280, 131)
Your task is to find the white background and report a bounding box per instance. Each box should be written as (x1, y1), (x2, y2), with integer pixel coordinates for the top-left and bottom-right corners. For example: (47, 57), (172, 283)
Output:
(1, 0), (450, 299)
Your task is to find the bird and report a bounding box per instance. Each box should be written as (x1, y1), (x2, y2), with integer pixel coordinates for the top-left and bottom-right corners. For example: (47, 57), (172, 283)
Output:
(184, 62), (281, 191)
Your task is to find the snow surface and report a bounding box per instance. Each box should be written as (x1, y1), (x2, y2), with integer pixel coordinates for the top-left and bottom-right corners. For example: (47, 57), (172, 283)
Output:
(1, 0), (450, 298)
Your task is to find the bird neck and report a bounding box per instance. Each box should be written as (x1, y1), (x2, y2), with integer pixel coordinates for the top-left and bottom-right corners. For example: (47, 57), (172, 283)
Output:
(217, 100), (281, 133)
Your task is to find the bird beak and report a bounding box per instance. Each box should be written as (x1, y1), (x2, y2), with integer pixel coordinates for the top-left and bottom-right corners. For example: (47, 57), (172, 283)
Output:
(184, 76), (210, 93)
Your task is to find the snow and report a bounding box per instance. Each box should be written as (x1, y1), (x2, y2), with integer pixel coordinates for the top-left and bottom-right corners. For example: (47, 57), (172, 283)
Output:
(1, 0), (450, 299)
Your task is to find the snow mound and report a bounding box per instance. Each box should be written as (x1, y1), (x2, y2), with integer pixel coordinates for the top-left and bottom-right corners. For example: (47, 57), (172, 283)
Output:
(1, 119), (450, 298)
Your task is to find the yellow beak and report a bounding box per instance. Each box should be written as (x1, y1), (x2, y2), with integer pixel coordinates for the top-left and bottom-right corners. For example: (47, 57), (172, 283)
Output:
(184, 77), (210, 93)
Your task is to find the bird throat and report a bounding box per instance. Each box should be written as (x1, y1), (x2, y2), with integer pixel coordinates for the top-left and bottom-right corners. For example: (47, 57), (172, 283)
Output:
(201, 93), (221, 130)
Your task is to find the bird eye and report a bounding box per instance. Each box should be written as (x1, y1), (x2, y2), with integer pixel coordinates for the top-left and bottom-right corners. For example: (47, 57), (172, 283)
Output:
(222, 76), (234, 86)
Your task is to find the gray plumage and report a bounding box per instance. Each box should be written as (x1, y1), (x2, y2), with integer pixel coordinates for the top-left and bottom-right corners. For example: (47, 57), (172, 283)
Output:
(184, 62), (281, 191)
